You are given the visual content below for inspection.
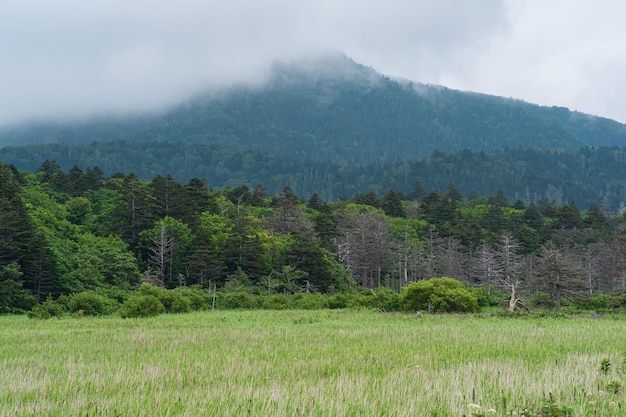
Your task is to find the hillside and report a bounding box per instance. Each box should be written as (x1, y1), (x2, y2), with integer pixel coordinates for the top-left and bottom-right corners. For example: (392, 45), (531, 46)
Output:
(4, 54), (626, 208)
(2, 53), (626, 164)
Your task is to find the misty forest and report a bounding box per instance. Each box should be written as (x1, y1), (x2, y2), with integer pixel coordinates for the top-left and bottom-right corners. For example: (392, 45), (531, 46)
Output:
(3, 55), (626, 316)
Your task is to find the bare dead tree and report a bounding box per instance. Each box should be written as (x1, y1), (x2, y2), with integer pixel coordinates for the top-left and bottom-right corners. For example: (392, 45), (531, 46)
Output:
(147, 223), (177, 287)
(496, 233), (526, 311)
(475, 242), (500, 295)
(336, 209), (392, 288)
(533, 241), (587, 311)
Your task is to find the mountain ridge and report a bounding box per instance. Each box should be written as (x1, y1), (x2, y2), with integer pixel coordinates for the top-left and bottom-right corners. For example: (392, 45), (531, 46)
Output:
(2, 53), (626, 163)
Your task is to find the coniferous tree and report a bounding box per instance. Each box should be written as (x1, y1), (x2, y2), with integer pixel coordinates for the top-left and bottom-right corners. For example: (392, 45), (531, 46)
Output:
(107, 173), (158, 251)
(382, 189), (405, 218)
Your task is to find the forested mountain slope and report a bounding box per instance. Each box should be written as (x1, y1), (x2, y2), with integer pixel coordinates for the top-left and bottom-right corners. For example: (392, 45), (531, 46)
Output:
(2, 142), (626, 210)
(2, 53), (626, 164)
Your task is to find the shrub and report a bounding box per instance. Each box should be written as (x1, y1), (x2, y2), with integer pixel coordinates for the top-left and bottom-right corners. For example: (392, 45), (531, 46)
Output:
(119, 295), (165, 318)
(585, 293), (615, 311)
(372, 287), (401, 312)
(135, 283), (190, 314)
(400, 277), (479, 313)
(291, 293), (328, 310)
(28, 296), (66, 319)
(327, 293), (349, 309)
(175, 286), (210, 311)
(68, 291), (119, 316)
(260, 294), (290, 310)
(218, 291), (253, 309)
(529, 291), (552, 309)
(470, 286), (501, 308)
(346, 292), (374, 309)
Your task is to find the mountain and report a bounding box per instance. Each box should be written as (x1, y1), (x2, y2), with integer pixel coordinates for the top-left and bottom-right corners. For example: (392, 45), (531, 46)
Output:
(2, 53), (626, 165)
(4, 53), (626, 208)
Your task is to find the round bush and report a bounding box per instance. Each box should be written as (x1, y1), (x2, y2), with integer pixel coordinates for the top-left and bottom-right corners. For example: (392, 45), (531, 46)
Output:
(400, 277), (479, 313)
(28, 297), (66, 319)
(135, 283), (190, 313)
(372, 287), (401, 312)
(68, 291), (119, 316)
(119, 295), (165, 318)
(327, 293), (349, 309)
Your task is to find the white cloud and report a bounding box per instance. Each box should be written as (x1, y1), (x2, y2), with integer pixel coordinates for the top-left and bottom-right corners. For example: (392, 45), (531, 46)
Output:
(1, 1), (625, 125)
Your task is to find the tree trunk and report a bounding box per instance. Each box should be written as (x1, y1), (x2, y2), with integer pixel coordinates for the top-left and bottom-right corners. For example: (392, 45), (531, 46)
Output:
(508, 282), (518, 312)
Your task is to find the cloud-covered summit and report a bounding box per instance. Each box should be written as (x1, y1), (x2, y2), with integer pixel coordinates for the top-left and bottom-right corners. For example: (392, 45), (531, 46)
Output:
(1, 1), (626, 126)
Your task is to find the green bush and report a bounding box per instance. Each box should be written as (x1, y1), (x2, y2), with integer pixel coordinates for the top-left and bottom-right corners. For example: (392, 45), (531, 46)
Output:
(135, 283), (190, 313)
(346, 292), (375, 309)
(28, 296), (66, 319)
(585, 293), (615, 311)
(291, 293), (328, 310)
(175, 286), (211, 311)
(529, 291), (552, 309)
(68, 291), (119, 316)
(260, 294), (290, 310)
(400, 277), (479, 313)
(218, 291), (253, 309)
(372, 288), (401, 312)
(327, 293), (349, 309)
(119, 295), (166, 318)
(470, 286), (501, 308)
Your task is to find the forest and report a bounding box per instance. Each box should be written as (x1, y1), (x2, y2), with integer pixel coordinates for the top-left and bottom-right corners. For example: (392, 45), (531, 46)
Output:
(2, 142), (626, 209)
(2, 159), (626, 316)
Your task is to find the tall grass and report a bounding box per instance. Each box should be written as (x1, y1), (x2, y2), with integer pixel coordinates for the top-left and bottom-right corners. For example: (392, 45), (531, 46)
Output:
(1, 311), (625, 416)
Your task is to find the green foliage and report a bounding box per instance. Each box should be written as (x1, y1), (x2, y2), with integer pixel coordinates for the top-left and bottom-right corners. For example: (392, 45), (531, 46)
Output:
(0, 263), (37, 313)
(4, 157), (626, 318)
(470, 287), (502, 308)
(175, 286), (210, 311)
(260, 294), (290, 310)
(218, 291), (253, 310)
(371, 287), (401, 312)
(118, 295), (166, 318)
(28, 296), (66, 319)
(290, 293), (328, 310)
(327, 293), (349, 309)
(67, 291), (119, 316)
(529, 291), (553, 309)
(584, 293), (615, 311)
(0, 279), (37, 314)
(400, 277), (479, 313)
(135, 283), (190, 314)
(600, 358), (611, 375)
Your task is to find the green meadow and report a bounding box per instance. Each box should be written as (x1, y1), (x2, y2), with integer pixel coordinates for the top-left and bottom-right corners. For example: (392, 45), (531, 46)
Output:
(2, 311), (626, 416)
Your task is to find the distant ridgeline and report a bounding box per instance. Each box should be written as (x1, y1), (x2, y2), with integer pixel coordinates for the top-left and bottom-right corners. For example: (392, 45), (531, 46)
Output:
(2, 142), (626, 210)
(1, 54), (626, 207)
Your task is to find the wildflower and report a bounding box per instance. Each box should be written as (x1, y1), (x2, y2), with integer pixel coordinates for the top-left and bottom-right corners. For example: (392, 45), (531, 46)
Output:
(468, 403), (482, 411)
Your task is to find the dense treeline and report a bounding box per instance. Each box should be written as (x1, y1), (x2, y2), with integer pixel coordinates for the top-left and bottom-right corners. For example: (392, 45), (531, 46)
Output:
(3, 142), (626, 209)
(2, 161), (626, 315)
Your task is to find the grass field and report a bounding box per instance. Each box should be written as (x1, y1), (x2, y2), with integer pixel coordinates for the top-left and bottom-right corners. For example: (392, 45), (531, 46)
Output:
(1, 310), (626, 416)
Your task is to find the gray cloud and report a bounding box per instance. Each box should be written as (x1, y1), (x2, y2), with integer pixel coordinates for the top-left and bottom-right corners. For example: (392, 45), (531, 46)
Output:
(1, 1), (624, 126)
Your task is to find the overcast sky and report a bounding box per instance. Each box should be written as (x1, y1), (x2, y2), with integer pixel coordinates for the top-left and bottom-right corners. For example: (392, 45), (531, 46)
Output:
(2, 1), (626, 126)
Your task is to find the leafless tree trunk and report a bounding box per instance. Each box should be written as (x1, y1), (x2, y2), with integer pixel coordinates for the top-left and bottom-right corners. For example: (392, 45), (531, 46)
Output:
(496, 233), (524, 311)
(147, 223), (177, 287)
